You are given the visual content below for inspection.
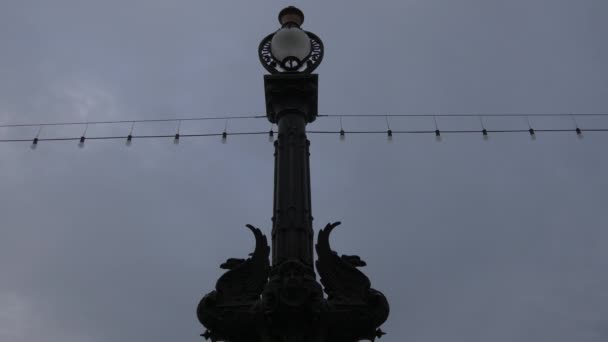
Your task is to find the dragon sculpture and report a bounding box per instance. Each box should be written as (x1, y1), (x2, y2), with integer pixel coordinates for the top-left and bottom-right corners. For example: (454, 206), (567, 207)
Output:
(197, 224), (270, 342)
(197, 222), (389, 342)
(316, 222), (390, 342)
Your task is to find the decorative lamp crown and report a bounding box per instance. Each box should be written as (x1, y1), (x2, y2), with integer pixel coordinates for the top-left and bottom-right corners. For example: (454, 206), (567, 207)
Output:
(259, 6), (324, 74)
(278, 6), (304, 26)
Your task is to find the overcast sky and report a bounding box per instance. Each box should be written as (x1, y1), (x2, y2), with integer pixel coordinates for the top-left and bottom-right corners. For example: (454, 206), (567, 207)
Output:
(1, 1), (608, 341)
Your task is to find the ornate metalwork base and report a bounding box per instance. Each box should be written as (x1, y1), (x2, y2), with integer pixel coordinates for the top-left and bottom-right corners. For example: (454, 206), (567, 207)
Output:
(197, 223), (389, 342)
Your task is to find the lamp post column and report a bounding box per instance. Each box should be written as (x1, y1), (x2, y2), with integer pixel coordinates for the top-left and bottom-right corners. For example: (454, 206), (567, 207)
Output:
(266, 74), (318, 268)
(197, 7), (389, 342)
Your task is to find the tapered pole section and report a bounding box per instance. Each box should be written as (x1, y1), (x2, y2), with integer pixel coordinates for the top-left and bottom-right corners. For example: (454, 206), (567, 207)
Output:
(272, 111), (313, 266)
(265, 73), (318, 267)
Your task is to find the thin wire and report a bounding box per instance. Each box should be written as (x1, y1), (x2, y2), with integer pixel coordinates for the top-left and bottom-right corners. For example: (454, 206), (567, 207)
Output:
(128, 122), (135, 135)
(323, 113), (608, 118)
(478, 115), (486, 130)
(0, 115), (266, 128)
(35, 125), (43, 138)
(571, 114), (580, 129)
(306, 128), (608, 134)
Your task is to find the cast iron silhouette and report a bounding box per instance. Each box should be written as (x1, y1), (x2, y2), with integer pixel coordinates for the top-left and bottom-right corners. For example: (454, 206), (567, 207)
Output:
(197, 7), (389, 342)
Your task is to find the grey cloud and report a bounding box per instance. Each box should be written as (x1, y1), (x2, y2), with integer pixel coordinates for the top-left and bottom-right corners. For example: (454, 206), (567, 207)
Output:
(1, 1), (607, 342)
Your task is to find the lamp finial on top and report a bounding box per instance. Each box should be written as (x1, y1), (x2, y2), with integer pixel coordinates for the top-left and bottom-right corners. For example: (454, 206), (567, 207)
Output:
(278, 6), (305, 27)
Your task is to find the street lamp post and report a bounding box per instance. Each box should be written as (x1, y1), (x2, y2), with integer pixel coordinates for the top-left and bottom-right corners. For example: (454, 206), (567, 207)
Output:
(197, 7), (389, 342)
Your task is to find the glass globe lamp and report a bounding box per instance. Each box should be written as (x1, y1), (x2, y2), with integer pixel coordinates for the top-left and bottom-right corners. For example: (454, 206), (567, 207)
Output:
(270, 26), (312, 70)
(258, 6), (324, 74)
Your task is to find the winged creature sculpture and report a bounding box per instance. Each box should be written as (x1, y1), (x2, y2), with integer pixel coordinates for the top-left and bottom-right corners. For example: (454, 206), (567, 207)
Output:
(197, 224), (270, 341)
(316, 221), (390, 341)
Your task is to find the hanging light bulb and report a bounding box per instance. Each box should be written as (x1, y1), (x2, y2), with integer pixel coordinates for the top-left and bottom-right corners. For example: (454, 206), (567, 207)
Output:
(78, 124), (88, 148)
(385, 116), (393, 142)
(32, 126), (42, 148)
(173, 121), (181, 144)
(525, 116), (536, 139)
(126, 122), (135, 146)
(433, 116), (441, 141)
(222, 119), (228, 143)
(478, 116), (488, 140)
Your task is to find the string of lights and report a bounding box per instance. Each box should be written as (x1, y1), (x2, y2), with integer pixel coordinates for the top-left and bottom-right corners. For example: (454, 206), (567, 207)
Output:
(1, 113), (607, 145)
(0, 128), (606, 146)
